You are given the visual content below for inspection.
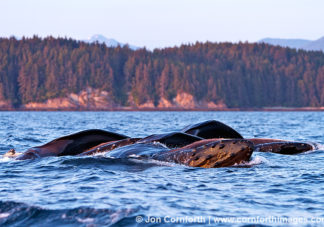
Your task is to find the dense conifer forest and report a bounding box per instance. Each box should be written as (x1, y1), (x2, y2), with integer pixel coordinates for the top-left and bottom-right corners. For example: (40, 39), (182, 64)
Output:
(0, 36), (323, 108)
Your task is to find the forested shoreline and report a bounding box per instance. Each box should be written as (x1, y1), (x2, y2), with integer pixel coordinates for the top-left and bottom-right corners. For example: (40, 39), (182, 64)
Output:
(0, 36), (323, 109)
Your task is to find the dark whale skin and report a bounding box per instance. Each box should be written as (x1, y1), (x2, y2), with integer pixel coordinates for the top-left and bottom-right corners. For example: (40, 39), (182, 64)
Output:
(152, 139), (254, 168)
(78, 138), (141, 156)
(137, 132), (203, 148)
(182, 120), (243, 139)
(16, 129), (129, 160)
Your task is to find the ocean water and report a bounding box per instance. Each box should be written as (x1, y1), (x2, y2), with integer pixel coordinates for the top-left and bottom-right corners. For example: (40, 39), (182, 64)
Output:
(0, 111), (323, 226)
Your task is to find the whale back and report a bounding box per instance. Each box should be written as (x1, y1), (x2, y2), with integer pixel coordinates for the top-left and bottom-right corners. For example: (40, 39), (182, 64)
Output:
(51, 129), (129, 156)
(107, 143), (169, 159)
(246, 138), (286, 145)
(152, 139), (254, 168)
(16, 129), (129, 159)
(137, 132), (203, 148)
(79, 138), (141, 156)
(255, 141), (314, 154)
(181, 120), (243, 139)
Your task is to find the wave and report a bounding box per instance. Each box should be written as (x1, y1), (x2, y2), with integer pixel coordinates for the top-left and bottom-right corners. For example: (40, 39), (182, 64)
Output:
(0, 201), (143, 227)
(13, 137), (42, 143)
(59, 156), (163, 172)
(234, 155), (268, 167)
(315, 143), (324, 151)
(0, 156), (11, 163)
(129, 157), (179, 167)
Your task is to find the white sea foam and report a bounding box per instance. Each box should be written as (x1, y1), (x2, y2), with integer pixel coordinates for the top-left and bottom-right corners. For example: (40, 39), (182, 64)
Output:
(235, 155), (269, 167)
(0, 156), (11, 162)
(0, 212), (10, 219)
(76, 217), (94, 223)
(143, 141), (169, 148)
(248, 155), (269, 165)
(127, 154), (141, 158)
(130, 157), (178, 167)
(315, 143), (324, 150)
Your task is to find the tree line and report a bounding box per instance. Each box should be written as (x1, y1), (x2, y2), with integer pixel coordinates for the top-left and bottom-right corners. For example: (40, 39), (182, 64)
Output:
(0, 36), (323, 108)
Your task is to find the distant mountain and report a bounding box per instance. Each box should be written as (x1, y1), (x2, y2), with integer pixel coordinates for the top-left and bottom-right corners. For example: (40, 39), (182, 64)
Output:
(259, 38), (311, 49)
(303, 37), (324, 52)
(259, 37), (324, 51)
(84, 34), (139, 50)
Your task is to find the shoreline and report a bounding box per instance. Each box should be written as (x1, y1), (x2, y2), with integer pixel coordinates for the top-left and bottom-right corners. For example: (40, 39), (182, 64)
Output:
(0, 107), (323, 112)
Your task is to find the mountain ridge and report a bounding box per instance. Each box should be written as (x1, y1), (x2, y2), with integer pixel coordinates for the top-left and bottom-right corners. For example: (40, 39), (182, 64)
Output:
(259, 36), (324, 51)
(83, 34), (140, 50)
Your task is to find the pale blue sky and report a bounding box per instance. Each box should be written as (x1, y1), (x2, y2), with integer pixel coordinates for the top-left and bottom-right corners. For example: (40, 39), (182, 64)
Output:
(0, 0), (323, 49)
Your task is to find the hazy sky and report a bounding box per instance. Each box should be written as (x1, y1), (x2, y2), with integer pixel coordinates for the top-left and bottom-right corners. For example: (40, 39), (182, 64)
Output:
(1, 0), (323, 49)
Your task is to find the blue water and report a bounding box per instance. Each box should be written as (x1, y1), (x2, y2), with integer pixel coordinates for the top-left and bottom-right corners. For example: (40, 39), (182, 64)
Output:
(0, 111), (323, 226)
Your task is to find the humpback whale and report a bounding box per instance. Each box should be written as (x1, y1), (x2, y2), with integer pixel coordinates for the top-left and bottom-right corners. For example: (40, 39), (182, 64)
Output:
(15, 129), (129, 160)
(78, 132), (203, 156)
(4, 120), (317, 168)
(182, 120), (243, 139)
(78, 138), (141, 156)
(104, 139), (254, 168)
(152, 139), (254, 168)
(137, 132), (203, 148)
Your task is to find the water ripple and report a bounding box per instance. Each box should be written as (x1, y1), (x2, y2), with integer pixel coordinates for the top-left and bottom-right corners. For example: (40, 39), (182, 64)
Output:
(0, 111), (322, 226)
